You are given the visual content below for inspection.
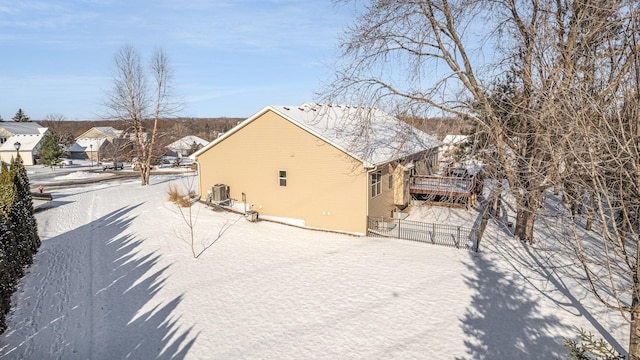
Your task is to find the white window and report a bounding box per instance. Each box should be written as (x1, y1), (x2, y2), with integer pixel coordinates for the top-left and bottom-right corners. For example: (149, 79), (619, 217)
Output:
(279, 170), (287, 187)
(371, 171), (382, 197)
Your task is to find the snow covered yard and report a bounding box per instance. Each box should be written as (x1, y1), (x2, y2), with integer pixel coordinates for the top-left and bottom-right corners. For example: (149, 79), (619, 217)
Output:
(0, 174), (628, 359)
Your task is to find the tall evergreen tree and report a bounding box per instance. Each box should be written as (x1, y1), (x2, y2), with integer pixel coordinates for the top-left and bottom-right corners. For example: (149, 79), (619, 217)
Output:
(0, 216), (15, 333)
(0, 159), (40, 335)
(0, 162), (20, 287)
(9, 155), (40, 262)
(37, 133), (64, 168)
(0, 162), (19, 270)
(0, 162), (15, 217)
(12, 109), (30, 122)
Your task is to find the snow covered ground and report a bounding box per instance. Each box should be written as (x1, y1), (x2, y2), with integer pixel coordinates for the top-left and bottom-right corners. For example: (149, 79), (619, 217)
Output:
(0, 172), (628, 359)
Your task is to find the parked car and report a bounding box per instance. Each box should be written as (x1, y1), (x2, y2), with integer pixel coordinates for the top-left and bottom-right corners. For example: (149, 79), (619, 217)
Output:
(56, 158), (73, 168)
(101, 159), (124, 170)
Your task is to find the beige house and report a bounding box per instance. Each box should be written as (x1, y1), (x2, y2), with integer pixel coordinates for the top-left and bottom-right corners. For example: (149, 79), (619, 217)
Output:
(193, 103), (440, 235)
(70, 127), (127, 162)
(0, 122), (49, 166)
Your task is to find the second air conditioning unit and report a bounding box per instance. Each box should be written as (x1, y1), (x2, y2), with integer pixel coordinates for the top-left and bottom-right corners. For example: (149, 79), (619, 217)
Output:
(212, 184), (229, 202)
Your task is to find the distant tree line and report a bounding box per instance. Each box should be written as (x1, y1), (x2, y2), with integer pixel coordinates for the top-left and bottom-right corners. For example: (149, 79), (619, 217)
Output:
(0, 156), (40, 333)
(39, 118), (241, 147)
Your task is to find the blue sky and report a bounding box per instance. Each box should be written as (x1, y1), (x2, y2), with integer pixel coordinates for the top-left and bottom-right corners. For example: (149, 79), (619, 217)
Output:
(0, 1), (354, 120)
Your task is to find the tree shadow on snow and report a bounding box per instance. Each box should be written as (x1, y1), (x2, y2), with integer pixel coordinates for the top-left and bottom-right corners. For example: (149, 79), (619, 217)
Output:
(459, 228), (627, 359)
(457, 252), (569, 360)
(0, 205), (197, 360)
(33, 199), (73, 212)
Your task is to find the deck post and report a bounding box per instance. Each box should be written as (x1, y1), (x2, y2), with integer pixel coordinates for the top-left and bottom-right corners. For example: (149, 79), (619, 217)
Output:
(431, 223), (435, 244)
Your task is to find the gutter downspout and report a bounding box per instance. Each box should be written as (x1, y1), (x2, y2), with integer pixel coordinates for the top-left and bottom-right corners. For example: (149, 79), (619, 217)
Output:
(194, 159), (201, 199)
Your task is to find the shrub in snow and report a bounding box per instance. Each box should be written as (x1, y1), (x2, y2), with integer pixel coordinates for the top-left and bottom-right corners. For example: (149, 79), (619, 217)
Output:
(9, 156), (40, 265)
(0, 217), (15, 333)
(167, 179), (211, 258)
(0, 162), (15, 215)
(0, 162), (21, 278)
(0, 156), (41, 334)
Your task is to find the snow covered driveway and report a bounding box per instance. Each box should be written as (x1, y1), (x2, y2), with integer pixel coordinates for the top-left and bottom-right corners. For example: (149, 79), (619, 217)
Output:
(0, 174), (627, 359)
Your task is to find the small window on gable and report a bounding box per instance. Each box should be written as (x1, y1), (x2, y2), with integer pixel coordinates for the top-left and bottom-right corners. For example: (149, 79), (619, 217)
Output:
(0, 137), (5, 144)
(279, 170), (287, 187)
(389, 174), (393, 189)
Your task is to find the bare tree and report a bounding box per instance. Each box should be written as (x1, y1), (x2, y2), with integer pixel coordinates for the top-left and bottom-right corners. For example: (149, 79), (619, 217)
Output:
(101, 136), (133, 163)
(331, 0), (640, 356)
(554, 5), (640, 355)
(328, 0), (636, 243)
(326, 0), (552, 243)
(104, 45), (180, 185)
(167, 178), (200, 258)
(43, 113), (75, 146)
(167, 176), (240, 258)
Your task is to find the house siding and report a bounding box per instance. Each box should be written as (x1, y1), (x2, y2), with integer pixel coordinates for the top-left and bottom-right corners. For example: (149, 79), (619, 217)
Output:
(392, 163), (411, 207)
(197, 110), (369, 234)
(366, 148), (440, 219)
(367, 163), (397, 219)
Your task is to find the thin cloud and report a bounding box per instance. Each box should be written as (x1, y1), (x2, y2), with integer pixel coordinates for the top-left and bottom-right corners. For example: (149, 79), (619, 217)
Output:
(0, 0), (352, 119)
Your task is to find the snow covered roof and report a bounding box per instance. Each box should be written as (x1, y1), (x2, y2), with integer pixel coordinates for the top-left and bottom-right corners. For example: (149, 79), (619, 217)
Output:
(442, 134), (469, 145)
(0, 122), (47, 135)
(94, 127), (123, 139)
(166, 135), (209, 151)
(193, 103), (440, 167)
(0, 134), (44, 152)
(76, 126), (123, 140)
(75, 137), (108, 151)
(67, 142), (88, 153)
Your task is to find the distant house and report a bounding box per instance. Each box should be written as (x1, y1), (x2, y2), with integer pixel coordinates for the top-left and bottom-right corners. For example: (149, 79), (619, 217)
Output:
(438, 134), (469, 170)
(192, 103), (440, 235)
(70, 127), (128, 162)
(166, 135), (209, 157)
(0, 122), (49, 166)
(440, 135), (468, 157)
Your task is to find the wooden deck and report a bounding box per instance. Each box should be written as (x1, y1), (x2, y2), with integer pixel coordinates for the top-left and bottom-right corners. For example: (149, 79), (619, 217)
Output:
(409, 175), (481, 210)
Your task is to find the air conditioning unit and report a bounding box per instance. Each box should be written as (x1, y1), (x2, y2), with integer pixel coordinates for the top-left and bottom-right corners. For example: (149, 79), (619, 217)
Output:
(212, 184), (229, 202)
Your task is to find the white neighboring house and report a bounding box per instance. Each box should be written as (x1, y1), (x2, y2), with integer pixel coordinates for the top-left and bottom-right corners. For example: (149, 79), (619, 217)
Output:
(439, 134), (469, 171)
(0, 122), (49, 166)
(165, 135), (209, 157)
(441, 134), (469, 157)
(438, 134), (485, 179)
(73, 138), (108, 164)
